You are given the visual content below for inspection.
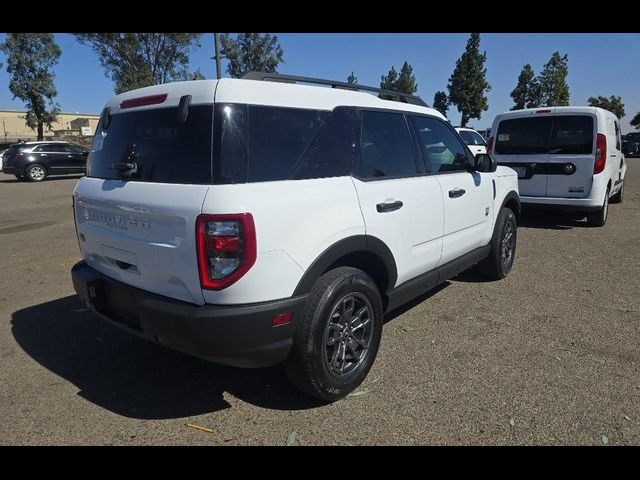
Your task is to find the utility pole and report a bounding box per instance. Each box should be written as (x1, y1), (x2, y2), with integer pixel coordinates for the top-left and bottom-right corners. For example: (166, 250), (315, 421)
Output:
(213, 33), (222, 79)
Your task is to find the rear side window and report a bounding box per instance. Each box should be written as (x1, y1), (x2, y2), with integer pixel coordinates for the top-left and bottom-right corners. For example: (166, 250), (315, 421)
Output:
(46, 144), (67, 153)
(356, 110), (418, 178)
(87, 105), (213, 184)
(495, 117), (552, 155)
(213, 104), (353, 183)
(550, 116), (594, 154)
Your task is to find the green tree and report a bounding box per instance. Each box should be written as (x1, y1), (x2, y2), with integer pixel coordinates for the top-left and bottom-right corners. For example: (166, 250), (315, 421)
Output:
(75, 33), (201, 94)
(0, 33), (61, 141)
(588, 95), (625, 119)
(510, 64), (540, 110)
(433, 91), (449, 116)
(347, 71), (358, 84)
(447, 33), (491, 127)
(538, 51), (569, 106)
(631, 112), (640, 130)
(219, 33), (284, 78)
(380, 66), (399, 91)
(380, 62), (417, 94)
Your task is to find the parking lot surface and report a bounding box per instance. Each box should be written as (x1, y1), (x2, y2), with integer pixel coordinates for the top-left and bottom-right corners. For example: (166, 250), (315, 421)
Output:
(1, 165), (639, 445)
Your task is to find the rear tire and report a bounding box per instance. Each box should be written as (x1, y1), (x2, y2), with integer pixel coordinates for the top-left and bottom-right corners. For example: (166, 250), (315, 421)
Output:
(587, 187), (609, 227)
(25, 164), (47, 182)
(477, 207), (517, 280)
(284, 267), (383, 402)
(610, 181), (624, 204)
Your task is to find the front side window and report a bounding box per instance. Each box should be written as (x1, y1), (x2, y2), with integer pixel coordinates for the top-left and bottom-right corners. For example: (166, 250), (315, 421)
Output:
(410, 115), (470, 173)
(458, 129), (486, 146)
(356, 110), (418, 179)
(550, 115), (594, 155)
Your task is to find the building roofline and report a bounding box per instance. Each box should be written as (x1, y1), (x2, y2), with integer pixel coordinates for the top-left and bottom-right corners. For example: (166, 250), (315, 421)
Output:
(0, 109), (100, 117)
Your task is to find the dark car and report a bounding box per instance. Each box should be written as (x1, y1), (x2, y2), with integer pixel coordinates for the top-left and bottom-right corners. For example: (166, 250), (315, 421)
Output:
(622, 132), (640, 157)
(2, 141), (88, 181)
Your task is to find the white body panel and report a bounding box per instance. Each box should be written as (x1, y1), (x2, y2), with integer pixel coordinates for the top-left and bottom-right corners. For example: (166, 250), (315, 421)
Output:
(490, 106), (626, 208)
(351, 176), (444, 286)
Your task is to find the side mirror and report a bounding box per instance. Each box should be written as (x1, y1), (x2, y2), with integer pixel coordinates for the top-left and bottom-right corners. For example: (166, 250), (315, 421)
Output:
(474, 153), (497, 173)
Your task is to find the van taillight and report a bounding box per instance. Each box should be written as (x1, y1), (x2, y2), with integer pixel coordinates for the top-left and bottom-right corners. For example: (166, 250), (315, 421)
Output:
(196, 213), (256, 290)
(486, 136), (494, 155)
(594, 133), (606, 174)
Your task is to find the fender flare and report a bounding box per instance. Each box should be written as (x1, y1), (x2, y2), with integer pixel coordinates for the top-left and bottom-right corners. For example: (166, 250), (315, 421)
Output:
(499, 190), (520, 218)
(292, 235), (397, 296)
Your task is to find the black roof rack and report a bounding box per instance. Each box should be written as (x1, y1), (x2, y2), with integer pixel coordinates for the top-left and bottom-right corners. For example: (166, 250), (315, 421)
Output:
(241, 71), (428, 107)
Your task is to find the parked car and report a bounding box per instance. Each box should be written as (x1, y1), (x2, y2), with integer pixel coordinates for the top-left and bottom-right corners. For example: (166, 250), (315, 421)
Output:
(0, 149), (6, 172)
(622, 132), (640, 157)
(488, 106), (626, 227)
(455, 127), (488, 155)
(1, 141), (88, 182)
(71, 73), (520, 401)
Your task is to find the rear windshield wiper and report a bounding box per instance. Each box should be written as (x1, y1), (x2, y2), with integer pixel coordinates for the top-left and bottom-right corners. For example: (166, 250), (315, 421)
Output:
(109, 162), (137, 177)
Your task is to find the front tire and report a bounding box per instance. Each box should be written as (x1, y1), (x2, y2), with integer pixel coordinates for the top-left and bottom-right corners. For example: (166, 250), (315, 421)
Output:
(284, 267), (383, 402)
(587, 187), (609, 227)
(25, 164), (47, 182)
(477, 207), (517, 280)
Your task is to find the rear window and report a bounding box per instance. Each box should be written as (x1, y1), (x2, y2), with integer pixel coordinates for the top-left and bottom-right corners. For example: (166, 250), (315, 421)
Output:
(550, 116), (594, 154)
(495, 117), (552, 155)
(87, 105), (213, 184)
(458, 130), (486, 146)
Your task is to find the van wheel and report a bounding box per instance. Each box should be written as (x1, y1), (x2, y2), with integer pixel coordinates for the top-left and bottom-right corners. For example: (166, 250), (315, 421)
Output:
(25, 164), (47, 182)
(477, 207), (517, 280)
(610, 182), (624, 204)
(284, 267), (383, 402)
(587, 187), (609, 227)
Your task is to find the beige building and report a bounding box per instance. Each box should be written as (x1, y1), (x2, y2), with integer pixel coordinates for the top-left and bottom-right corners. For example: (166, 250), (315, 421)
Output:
(0, 110), (100, 143)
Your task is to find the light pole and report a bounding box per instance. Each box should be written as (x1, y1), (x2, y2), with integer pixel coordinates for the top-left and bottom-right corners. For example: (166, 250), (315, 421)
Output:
(213, 33), (222, 79)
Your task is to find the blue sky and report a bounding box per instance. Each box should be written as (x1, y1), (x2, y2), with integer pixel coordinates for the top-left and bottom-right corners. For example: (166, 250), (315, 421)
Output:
(1, 33), (639, 132)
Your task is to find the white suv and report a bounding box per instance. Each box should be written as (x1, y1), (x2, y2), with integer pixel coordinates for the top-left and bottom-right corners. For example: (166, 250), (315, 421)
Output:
(488, 106), (626, 226)
(71, 73), (520, 401)
(455, 127), (488, 156)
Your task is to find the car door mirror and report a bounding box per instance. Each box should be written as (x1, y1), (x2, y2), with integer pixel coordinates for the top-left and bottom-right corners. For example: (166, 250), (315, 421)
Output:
(474, 153), (497, 173)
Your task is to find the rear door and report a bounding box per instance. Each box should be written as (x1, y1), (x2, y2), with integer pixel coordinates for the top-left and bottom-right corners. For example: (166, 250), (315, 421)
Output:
(351, 109), (444, 287)
(74, 102), (215, 305)
(546, 114), (596, 198)
(493, 114), (552, 197)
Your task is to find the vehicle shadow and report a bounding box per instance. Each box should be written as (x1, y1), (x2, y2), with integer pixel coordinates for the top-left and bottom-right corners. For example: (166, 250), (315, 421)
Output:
(518, 209), (588, 230)
(11, 295), (323, 420)
(384, 282), (450, 323)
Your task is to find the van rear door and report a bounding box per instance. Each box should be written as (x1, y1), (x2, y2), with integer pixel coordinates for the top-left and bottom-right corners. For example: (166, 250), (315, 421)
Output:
(546, 114), (595, 198)
(74, 98), (215, 305)
(493, 114), (552, 197)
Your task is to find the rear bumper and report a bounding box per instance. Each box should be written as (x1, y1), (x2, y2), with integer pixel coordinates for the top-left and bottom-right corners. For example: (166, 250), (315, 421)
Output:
(71, 261), (307, 368)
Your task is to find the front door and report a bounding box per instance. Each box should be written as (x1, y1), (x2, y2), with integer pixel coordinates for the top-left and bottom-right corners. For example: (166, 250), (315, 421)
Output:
(408, 115), (494, 265)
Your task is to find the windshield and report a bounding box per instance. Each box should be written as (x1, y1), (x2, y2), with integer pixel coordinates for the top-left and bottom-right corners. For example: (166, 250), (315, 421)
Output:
(87, 105), (213, 184)
(458, 130), (486, 146)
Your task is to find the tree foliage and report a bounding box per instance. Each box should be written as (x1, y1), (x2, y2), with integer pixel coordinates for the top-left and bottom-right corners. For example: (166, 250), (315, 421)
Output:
(74, 33), (201, 94)
(0, 33), (61, 140)
(588, 95), (625, 119)
(447, 33), (491, 127)
(433, 91), (449, 116)
(631, 112), (640, 130)
(380, 62), (417, 94)
(347, 71), (358, 84)
(538, 51), (569, 106)
(510, 64), (540, 110)
(219, 33), (284, 78)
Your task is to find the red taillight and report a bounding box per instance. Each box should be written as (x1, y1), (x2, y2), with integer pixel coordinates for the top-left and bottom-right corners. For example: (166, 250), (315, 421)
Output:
(594, 133), (606, 174)
(536, 109), (552, 114)
(120, 94), (168, 109)
(486, 136), (494, 155)
(196, 213), (256, 290)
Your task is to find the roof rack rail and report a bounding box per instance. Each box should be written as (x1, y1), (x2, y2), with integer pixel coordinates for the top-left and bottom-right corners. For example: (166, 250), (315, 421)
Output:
(241, 71), (428, 107)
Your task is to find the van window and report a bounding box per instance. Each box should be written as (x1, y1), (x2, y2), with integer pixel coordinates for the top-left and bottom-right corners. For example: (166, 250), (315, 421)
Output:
(356, 110), (418, 178)
(495, 117), (552, 155)
(550, 116), (594, 154)
(614, 120), (621, 150)
(87, 105), (214, 184)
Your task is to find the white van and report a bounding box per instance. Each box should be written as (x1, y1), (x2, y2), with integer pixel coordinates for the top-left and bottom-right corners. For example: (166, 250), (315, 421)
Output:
(488, 107), (626, 226)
